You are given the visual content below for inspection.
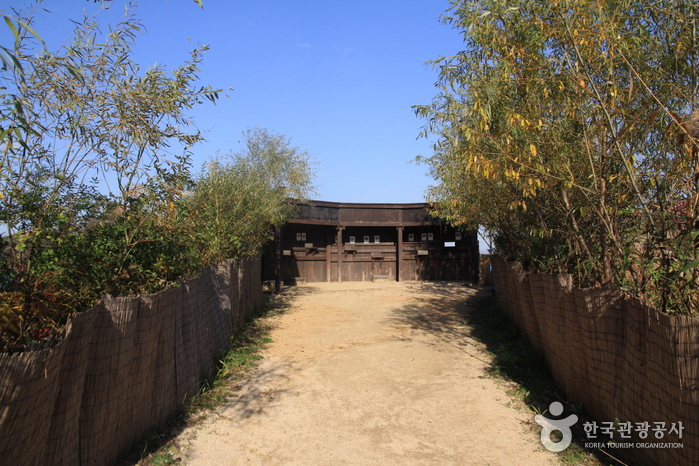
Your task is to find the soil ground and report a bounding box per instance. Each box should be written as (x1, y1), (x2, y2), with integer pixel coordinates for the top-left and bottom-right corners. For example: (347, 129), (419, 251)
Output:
(174, 281), (561, 465)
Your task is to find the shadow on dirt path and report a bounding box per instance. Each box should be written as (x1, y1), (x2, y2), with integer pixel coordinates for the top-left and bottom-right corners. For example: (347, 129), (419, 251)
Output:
(167, 282), (563, 466)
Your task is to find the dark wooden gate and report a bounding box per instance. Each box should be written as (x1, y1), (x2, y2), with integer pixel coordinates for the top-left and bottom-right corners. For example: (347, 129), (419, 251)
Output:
(262, 200), (479, 284)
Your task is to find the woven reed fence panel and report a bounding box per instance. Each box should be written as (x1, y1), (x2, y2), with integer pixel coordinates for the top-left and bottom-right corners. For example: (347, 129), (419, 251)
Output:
(0, 256), (262, 466)
(491, 256), (699, 466)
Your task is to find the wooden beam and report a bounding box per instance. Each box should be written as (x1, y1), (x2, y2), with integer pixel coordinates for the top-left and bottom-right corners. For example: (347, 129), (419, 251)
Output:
(326, 229), (332, 282)
(285, 218), (437, 227)
(274, 225), (282, 293)
(336, 226), (344, 283)
(396, 226), (404, 282)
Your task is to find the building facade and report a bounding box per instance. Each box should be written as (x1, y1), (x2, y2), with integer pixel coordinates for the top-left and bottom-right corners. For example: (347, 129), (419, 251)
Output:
(263, 200), (479, 285)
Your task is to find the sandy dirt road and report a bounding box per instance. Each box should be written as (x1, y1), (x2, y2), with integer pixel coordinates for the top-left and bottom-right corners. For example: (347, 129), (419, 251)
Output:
(176, 281), (560, 465)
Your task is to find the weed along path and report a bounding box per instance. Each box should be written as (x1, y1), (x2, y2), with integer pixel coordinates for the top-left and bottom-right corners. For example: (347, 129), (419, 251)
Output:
(176, 282), (560, 465)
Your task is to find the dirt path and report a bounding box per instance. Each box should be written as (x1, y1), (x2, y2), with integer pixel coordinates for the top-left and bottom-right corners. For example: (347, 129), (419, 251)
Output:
(175, 282), (560, 465)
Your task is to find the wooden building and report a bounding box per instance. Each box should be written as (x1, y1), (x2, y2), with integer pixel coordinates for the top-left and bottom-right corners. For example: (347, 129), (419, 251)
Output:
(263, 200), (479, 285)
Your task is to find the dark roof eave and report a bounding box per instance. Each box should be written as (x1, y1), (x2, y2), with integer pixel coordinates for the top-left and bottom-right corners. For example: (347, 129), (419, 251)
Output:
(289, 199), (431, 210)
(284, 218), (438, 227)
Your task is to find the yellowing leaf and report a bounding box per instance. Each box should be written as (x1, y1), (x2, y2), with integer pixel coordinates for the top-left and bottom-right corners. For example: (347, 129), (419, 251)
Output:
(529, 144), (538, 157)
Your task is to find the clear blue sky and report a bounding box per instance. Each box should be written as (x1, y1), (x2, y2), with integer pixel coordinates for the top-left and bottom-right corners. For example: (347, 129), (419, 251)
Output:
(4, 0), (464, 204)
(0, 0), (462, 202)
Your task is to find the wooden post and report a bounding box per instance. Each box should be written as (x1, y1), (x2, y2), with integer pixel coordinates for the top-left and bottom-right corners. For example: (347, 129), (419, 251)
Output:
(326, 229), (332, 282)
(396, 225), (403, 282)
(274, 225), (282, 293)
(336, 226), (344, 283)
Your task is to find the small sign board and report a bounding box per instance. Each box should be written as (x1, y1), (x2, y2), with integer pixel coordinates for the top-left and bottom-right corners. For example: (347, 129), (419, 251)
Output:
(304, 243), (314, 248)
(417, 250), (429, 255)
(283, 250), (291, 256)
(445, 241), (456, 247)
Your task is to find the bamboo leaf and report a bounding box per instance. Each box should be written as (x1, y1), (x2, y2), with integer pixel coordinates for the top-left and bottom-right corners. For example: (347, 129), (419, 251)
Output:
(529, 144), (537, 157)
(3, 16), (20, 48)
(14, 18), (44, 46)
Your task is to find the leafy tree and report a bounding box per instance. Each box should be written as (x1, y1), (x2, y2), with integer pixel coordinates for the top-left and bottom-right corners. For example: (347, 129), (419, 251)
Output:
(416, 0), (699, 313)
(184, 128), (317, 264)
(0, 3), (221, 346)
(0, 4), (317, 350)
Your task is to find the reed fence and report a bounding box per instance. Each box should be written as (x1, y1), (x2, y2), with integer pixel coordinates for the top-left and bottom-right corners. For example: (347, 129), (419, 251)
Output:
(491, 256), (699, 466)
(0, 256), (262, 466)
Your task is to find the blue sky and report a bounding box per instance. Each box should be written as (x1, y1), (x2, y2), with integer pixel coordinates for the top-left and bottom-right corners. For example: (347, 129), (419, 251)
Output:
(4, 0), (464, 204)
